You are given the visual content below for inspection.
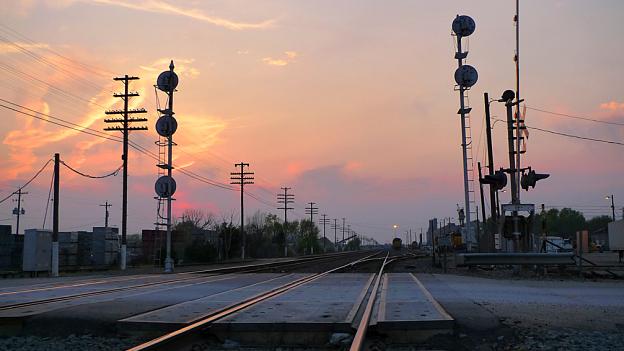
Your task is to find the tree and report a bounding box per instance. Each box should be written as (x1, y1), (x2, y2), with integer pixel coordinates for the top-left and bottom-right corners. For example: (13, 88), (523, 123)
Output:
(587, 215), (612, 234)
(297, 219), (320, 254)
(538, 208), (586, 238)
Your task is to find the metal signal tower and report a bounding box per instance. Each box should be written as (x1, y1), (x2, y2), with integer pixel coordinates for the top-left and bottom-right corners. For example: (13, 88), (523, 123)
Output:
(452, 15), (479, 251)
(104, 75), (147, 270)
(231, 162), (254, 260)
(154, 61), (179, 273)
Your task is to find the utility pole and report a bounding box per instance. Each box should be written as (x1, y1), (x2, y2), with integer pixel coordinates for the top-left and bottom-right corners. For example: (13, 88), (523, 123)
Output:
(305, 202), (319, 223)
(320, 214), (330, 252)
(607, 195), (616, 221)
(484, 92), (497, 251)
(277, 187), (294, 224)
(104, 75), (147, 271)
(305, 202), (319, 254)
(342, 218), (346, 251)
(100, 201), (111, 229)
(477, 161), (487, 250)
(52, 153), (60, 277)
(332, 218), (338, 250)
(277, 187), (294, 257)
(230, 162), (254, 260)
(12, 189), (27, 235)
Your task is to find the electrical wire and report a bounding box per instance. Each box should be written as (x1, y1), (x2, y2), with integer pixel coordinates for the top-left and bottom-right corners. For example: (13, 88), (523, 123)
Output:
(0, 102), (123, 143)
(61, 161), (122, 179)
(526, 106), (624, 126)
(0, 159), (53, 205)
(527, 126), (624, 146)
(491, 117), (624, 147)
(0, 23), (114, 77)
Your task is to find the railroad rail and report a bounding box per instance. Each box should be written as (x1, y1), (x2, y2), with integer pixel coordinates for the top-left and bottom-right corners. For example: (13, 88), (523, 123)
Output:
(0, 251), (374, 312)
(126, 251), (382, 351)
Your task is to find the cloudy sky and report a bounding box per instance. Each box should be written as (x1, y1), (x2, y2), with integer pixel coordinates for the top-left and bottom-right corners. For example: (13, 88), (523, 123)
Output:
(0, 0), (622, 243)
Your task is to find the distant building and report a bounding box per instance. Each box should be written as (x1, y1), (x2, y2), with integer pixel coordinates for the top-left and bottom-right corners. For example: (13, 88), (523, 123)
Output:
(427, 218), (438, 245)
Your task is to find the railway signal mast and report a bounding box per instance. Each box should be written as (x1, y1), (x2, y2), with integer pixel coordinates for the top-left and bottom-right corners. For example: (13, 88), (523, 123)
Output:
(154, 61), (179, 273)
(452, 15), (478, 250)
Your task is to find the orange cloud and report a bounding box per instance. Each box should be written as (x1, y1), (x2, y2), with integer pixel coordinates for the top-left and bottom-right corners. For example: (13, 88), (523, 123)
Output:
(599, 101), (624, 112)
(262, 51), (299, 67)
(87, 0), (275, 30)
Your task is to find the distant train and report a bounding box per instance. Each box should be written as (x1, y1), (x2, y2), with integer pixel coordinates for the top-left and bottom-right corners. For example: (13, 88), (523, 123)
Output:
(392, 237), (402, 250)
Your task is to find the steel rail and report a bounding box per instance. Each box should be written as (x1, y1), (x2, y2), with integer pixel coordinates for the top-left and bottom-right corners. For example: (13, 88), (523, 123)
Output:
(349, 252), (389, 351)
(0, 252), (372, 311)
(127, 251), (381, 351)
(0, 251), (368, 298)
(0, 274), (234, 311)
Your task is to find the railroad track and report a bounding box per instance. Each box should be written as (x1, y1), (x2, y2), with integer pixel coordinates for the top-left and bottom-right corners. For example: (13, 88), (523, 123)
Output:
(125, 251), (414, 351)
(0, 251), (373, 313)
(126, 251), (384, 351)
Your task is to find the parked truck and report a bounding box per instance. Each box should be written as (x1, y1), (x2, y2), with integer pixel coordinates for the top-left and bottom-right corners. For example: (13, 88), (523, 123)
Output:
(608, 219), (624, 262)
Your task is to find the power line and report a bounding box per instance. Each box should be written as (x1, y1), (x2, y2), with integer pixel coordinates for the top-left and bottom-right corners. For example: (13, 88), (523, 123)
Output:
(2, 100), (278, 210)
(492, 117), (624, 147)
(0, 158), (52, 205)
(0, 23), (114, 77)
(61, 161), (122, 179)
(0, 101), (123, 142)
(526, 106), (624, 126)
(527, 126), (624, 146)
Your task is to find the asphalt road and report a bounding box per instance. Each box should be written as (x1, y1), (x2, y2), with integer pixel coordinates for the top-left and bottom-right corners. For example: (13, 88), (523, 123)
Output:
(417, 273), (624, 350)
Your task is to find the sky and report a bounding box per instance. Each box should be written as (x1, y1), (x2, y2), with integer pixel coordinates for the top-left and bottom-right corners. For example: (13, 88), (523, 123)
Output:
(0, 0), (623, 243)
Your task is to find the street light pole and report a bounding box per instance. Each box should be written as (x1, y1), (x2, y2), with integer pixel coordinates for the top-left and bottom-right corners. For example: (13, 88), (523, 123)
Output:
(607, 195), (616, 221)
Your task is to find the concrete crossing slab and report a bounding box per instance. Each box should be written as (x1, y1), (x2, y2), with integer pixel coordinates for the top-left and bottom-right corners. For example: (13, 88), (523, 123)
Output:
(371, 273), (454, 343)
(120, 273), (309, 327)
(0, 273), (270, 318)
(214, 273), (375, 331)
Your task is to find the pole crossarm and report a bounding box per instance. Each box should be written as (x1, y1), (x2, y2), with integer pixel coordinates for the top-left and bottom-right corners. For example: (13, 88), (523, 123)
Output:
(232, 162), (254, 260)
(102, 74), (147, 270)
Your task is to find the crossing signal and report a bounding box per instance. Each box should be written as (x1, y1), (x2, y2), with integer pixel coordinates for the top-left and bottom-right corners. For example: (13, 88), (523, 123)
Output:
(521, 168), (550, 191)
(480, 170), (507, 191)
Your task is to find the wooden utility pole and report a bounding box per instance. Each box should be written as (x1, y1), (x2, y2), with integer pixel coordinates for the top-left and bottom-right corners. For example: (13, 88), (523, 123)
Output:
(12, 189), (27, 235)
(52, 153), (60, 277)
(305, 202), (318, 223)
(230, 162), (254, 260)
(277, 187), (294, 224)
(104, 75), (147, 270)
(100, 201), (111, 229)
(320, 214), (330, 252)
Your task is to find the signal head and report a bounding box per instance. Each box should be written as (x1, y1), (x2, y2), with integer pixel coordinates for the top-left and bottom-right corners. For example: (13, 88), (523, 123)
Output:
(480, 170), (507, 191)
(452, 15), (476, 37)
(501, 90), (515, 102)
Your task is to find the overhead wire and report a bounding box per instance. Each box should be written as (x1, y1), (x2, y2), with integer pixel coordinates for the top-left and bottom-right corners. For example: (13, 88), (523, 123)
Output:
(491, 117), (624, 147)
(61, 161), (122, 179)
(0, 23), (114, 77)
(0, 159), (53, 205)
(527, 126), (624, 147)
(526, 106), (624, 126)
